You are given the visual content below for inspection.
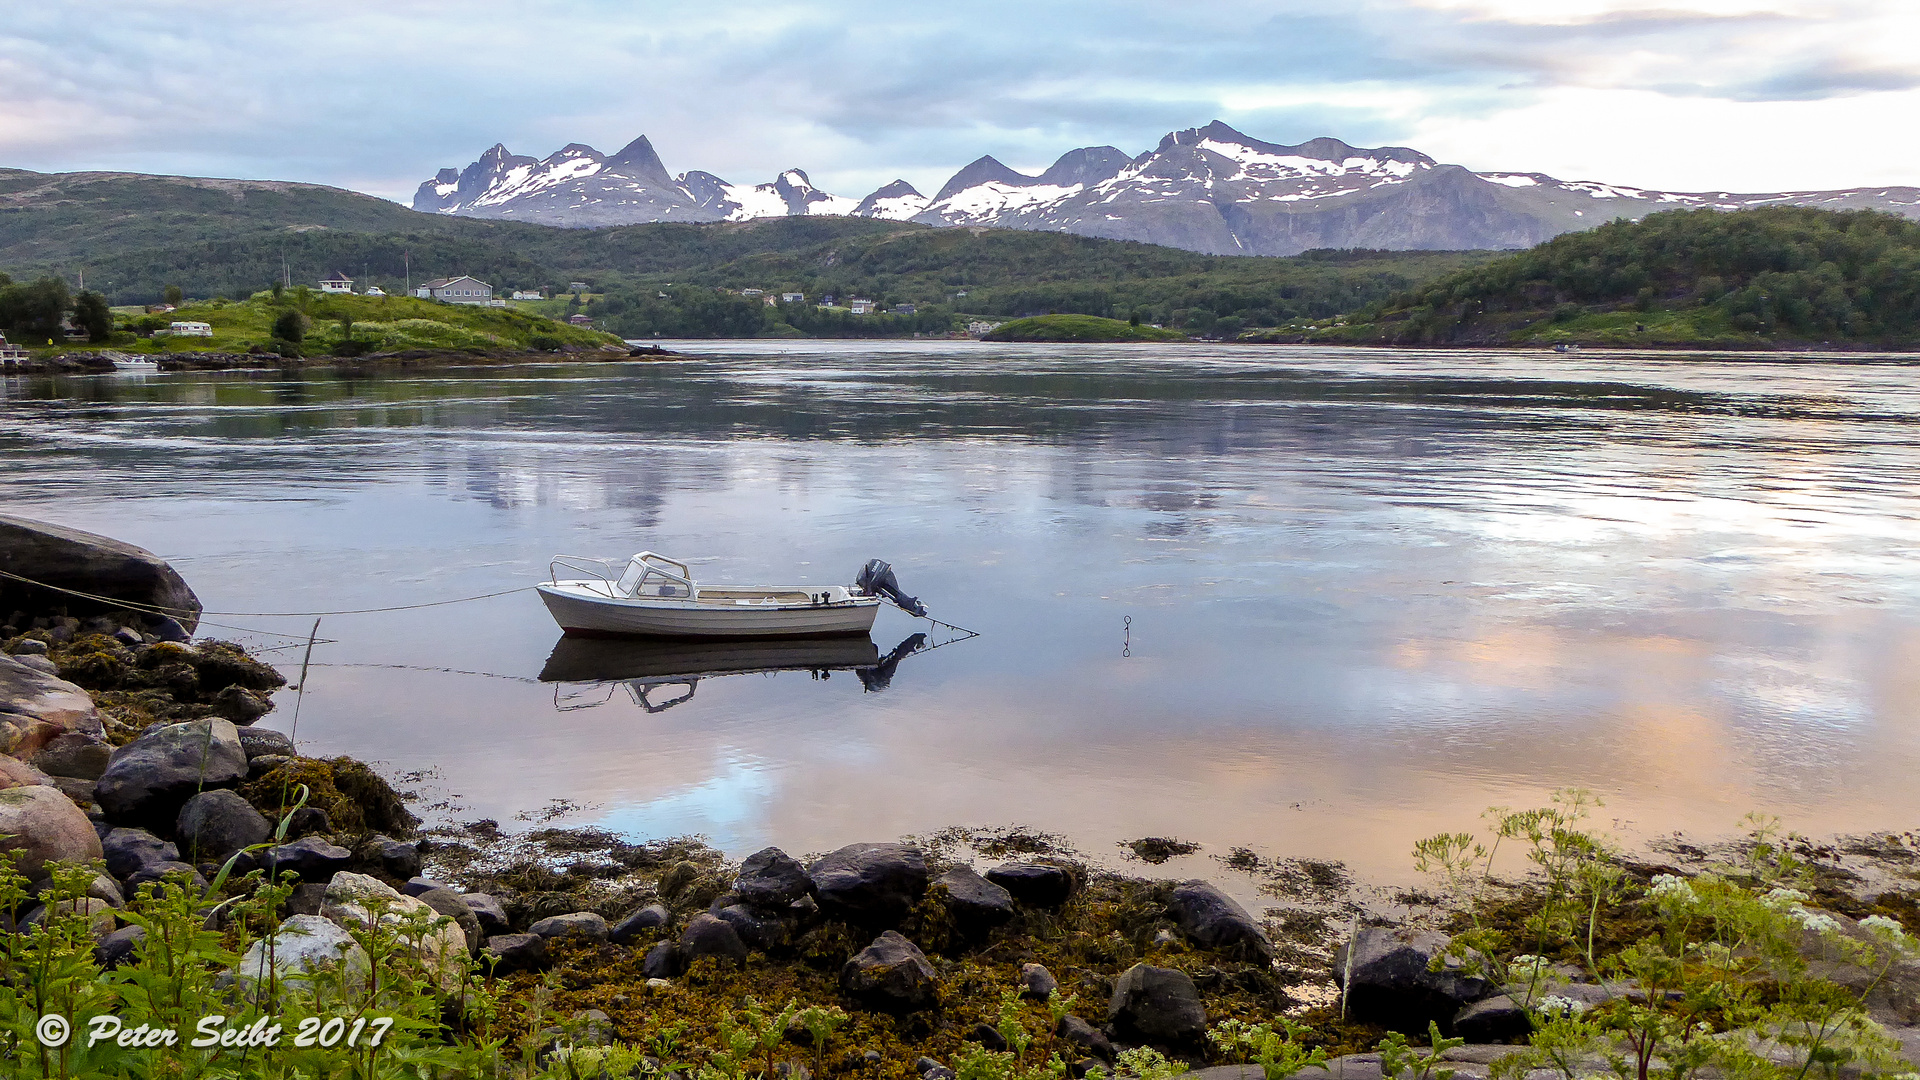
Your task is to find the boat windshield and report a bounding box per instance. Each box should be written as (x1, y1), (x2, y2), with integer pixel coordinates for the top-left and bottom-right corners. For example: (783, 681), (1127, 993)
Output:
(616, 559), (647, 596)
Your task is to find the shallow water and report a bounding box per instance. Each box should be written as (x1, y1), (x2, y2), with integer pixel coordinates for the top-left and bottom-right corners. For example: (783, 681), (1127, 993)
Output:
(5, 341), (1920, 885)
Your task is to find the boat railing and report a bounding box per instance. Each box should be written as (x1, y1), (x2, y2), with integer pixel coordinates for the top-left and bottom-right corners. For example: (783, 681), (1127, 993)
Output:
(549, 556), (622, 598)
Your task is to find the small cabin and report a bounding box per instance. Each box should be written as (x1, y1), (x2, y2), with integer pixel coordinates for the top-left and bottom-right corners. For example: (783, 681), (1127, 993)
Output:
(568, 314), (593, 326)
(169, 321), (214, 337)
(848, 298), (876, 315)
(781, 292), (804, 304)
(511, 290), (543, 301)
(319, 272), (354, 294)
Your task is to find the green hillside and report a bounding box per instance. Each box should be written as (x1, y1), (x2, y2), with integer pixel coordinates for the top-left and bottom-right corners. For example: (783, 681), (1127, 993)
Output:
(1298, 207), (1920, 348)
(980, 314), (1188, 342)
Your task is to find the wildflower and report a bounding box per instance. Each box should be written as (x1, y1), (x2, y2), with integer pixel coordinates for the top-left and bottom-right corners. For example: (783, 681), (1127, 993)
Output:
(1509, 955), (1549, 978)
(1861, 915), (1905, 936)
(1648, 874), (1696, 905)
(1760, 887), (1811, 910)
(1790, 906), (1841, 934)
(1536, 995), (1587, 1017)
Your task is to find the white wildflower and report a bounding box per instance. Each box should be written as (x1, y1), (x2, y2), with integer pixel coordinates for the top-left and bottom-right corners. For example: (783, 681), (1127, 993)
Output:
(1536, 995), (1587, 1017)
(1760, 887), (1811, 911)
(1861, 914), (1905, 936)
(1648, 874), (1697, 905)
(1509, 955), (1550, 978)
(1790, 906), (1842, 934)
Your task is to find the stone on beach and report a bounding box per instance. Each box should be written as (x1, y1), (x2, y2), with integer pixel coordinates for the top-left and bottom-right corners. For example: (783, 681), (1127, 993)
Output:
(842, 930), (939, 1012)
(1168, 879), (1276, 961)
(175, 789), (271, 861)
(809, 842), (929, 927)
(0, 784), (104, 881)
(0, 513), (203, 632)
(1334, 927), (1494, 1034)
(0, 654), (103, 758)
(985, 863), (1075, 908)
(94, 717), (248, 825)
(1108, 963), (1208, 1046)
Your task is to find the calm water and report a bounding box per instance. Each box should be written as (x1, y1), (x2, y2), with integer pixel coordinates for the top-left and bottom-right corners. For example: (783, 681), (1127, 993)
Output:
(5, 342), (1920, 883)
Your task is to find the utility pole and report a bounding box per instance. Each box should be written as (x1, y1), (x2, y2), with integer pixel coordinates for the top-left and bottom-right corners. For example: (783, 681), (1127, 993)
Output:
(404, 251), (411, 297)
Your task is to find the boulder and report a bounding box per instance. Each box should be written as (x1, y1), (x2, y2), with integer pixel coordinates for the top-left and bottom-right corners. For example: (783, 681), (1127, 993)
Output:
(968, 1023), (1009, 1051)
(29, 869), (124, 909)
(530, 911), (609, 942)
(210, 686), (271, 726)
(175, 789), (271, 861)
(1168, 880), (1276, 961)
(735, 846), (813, 906)
(321, 872), (469, 992)
(1056, 1014), (1113, 1061)
(95, 924), (146, 969)
(281, 806), (331, 839)
(1334, 928), (1494, 1034)
(808, 842), (929, 926)
(101, 827), (179, 881)
(643, 939), (684, 979)
(464, 892), (510, 936)
(714, 902), (789, 952)
(94, 717), (248, 825)
(985, 863), (1075, 907)
(0, 754), (52, 790)
(610, 902), (670, 944)
(31, 731), (113, 780)
(0, 783), (104, 880)
(0, 514), (202, 632)
(50, 776), (97, 808)
(260, 837), (353, 882)
(1022, 962), (1060, 999)
(285, 882), (329, 916)
(841, 930), (939, 1012)
(484, 932), (548, 974)
(236, 727), (294, 760)
(232, 913), (370, 995)
(0, 654), (103, 758)
(680, 912), (749, 967)
(12, 654), (60, 676)
(24, 896), (117, 936)
(1108, 963), (1208, 1046)
(125, 861), (207, 893)
(402, 877), (453, 897)
(368, 835), (423, 880)
(937, 867), (1015, 933)
(415, 888), (483, 953)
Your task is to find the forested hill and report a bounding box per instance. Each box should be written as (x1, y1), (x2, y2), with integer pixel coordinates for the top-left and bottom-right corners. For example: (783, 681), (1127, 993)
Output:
(1310, 208), (1920, 348)
(0, 166), (1496, 336)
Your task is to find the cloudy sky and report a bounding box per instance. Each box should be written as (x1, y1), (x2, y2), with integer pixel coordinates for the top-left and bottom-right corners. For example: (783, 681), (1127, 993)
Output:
(4, 0), (1915, 204)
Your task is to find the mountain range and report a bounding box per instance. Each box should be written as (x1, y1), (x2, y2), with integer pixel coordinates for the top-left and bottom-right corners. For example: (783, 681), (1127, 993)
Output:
(414, 121), (1920, 257)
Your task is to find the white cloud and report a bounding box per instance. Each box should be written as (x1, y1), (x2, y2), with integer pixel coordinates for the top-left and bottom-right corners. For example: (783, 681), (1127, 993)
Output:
(0, 0), (1914, 203)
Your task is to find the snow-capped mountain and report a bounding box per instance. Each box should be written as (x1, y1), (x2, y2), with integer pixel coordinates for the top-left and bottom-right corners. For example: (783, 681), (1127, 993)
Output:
(414, 122), (1920, 255)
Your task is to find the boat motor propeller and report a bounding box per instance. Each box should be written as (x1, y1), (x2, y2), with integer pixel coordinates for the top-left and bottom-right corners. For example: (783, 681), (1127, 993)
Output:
(855, 559), (927, 617)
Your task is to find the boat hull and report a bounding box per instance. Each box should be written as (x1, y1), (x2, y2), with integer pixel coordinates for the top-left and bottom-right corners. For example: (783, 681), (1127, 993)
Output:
(537, 583), (881, 639)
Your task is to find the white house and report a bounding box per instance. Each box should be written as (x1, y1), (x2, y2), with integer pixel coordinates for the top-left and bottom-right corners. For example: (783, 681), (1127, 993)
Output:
(740, 288), (764, 298)
(319, 272), (354, 294)
(510, 290), (543, 301)
(848, 298), (876, 315)
(781, 292), (804, 304)
(168, 321), (214, 337)
(415, 277), (493, 304)
(0, 334), (28, 359)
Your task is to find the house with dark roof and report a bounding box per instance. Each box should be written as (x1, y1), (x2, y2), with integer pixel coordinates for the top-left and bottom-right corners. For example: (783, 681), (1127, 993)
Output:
(319, 272), (354, 294)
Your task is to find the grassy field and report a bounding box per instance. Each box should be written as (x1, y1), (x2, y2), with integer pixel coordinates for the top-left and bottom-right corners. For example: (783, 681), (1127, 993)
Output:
(980, 314), (1190, 342)
(94, 291), (622, 356)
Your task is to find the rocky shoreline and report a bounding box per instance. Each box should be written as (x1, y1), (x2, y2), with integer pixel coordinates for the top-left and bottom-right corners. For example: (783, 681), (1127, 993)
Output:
(4, 514), (1920, 1079)
(0, 343), (680, 374)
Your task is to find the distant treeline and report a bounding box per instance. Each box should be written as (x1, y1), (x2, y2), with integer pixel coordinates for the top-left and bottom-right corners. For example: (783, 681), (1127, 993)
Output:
(1339, 207), (1920, 345)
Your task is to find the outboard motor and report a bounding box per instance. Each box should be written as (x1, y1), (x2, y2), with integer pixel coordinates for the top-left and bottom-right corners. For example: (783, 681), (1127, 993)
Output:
(855, 559), (927, 617)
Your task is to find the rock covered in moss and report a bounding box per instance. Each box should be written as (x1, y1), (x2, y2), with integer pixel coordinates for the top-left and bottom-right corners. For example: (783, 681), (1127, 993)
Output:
(0, 783), (104, 881)
(808, 842), (929, 927)
(1107, 963), (1207, 1046)
(94, 717), (248, 825)
(842, 930), (938, 1012)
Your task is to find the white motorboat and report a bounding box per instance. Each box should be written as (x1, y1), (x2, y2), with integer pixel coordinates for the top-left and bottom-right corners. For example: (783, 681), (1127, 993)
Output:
(537, 552), (923, 639)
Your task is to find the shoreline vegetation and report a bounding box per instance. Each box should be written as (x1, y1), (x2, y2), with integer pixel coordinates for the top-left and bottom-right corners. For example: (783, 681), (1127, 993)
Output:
(2, 518), (1919, 1078)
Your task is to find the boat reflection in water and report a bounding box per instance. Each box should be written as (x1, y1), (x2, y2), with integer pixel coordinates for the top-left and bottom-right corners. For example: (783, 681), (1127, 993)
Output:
(539, 632), (931, 712)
